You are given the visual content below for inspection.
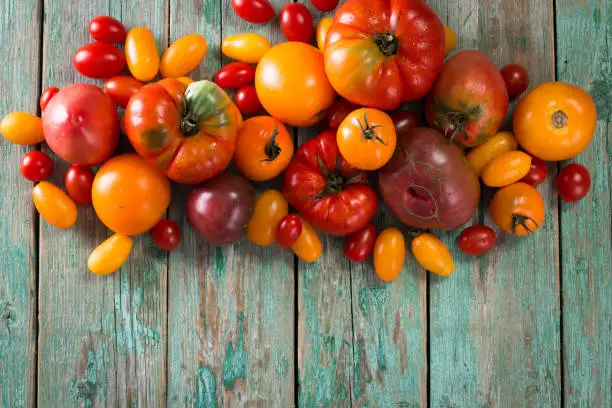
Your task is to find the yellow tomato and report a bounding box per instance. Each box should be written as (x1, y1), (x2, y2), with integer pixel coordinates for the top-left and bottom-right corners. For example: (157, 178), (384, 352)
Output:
(246, 190), (289, 246)
(482, 151), (532, 187)
(176, 76), (194, 86)
(125, 27), (160, 81)
(32, 181), (78, 229)
(160, 34), (208, 78)
(316, 17), (333, 51)
(88, 233), (133, 275)
(444, 26), (457, 56)
(1, 112), (44, 145)
(222, 33), (271, 63)
(373, 227), (405, 282)
(466, 131), (518, 176)
(292, 217), (322, 263)
(411, 233), (454, 277)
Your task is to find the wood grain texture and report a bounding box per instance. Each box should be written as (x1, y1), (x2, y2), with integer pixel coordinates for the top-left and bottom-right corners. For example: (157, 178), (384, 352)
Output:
(555, 0), (612, 406)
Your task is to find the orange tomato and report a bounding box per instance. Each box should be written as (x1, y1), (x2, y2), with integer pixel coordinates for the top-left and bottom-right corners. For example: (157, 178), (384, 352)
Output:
(466, 131), (518, 176)
(125, 27), (160, 81)
(292, 216), (322, 263)
(88, 233), (133, 275)
(316, 17), (333, 51)
(513, 82), (596, 161)
(92, 154), (171, 235)
(222, 33), (271, 63)
(1, 112), (44, 145)
(490, 182), (545, 236)
(160, 34), (208, 78)
(444, 26), (457, 56)
(411, 233), (454, 277)
(337, 108), (397, 170)
(234, 116), (294, 181)
(246, 190), (289, 246)
(481, 151), (532, 187)
(32, 181), (78, 229)
(176, 76), (194, 86)
(373, 227), (405, 282)
(255, 42), (335, 127)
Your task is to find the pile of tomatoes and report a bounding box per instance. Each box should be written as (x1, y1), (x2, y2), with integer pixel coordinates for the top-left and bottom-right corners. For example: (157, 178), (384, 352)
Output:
(0, 0), (597, 281)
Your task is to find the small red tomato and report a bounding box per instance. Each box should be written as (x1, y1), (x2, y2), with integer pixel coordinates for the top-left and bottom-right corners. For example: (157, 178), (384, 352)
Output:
(73, 43), (126, 79)
(280, 3), (314, 43)
(235, 86), (262, 115)
(500, 64), (530, 98)
(521, 157), (548, 186)
(40, 87), (60, 112)
(344, 223), (376, 262)
(557, 163), (591, 202)
(277, 214), (302, 248)
(103, 76), (144, 108)
(232, 0), (276, 24)
(310, 0), (339, 12)
(390, 110), (422, 136)
(214, 62), (256, 89)
(20, 151), (53, 182)
(327, 98), (359, 129)
(458, 225), (497, 256)
(64, 165), (95, 206)
(151, 219), (181, 251)
(88, 16), (127, 44)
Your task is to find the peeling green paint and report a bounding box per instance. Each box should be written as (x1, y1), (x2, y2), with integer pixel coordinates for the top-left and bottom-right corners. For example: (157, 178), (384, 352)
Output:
(358, 285), (389, 317)
(195, 365), (216, 408)
(589, 73), (611, 119)
(377, 330), (387, 371)
(353, 338), (363, 398)
(69, 350), (97, 408)
(276, 355), (289, 377)
(213, 247), (226, 279)
(113, 283), (160, 355)
(222, 313), (248, 389)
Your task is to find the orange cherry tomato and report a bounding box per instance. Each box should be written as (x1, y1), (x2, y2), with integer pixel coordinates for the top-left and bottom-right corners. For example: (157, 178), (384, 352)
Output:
(125, 27), (160, 81)
(246, 190), (289, 246)
(490, 182), (545, 236)
(88, 233), (133, 275)
(1, 112), (44, 145)
(176, 76), (194, 86)
(292, 216), (322, 263)
(411, 233), (454, 277)
(160, 34), (208, 78)
(373, 227), (405, 282)
(32, 181), (78, 229)
(316, 17), (333, 51)
(234, 116), (294, 181)
(92, 154), (171, 235)
(466, 131), (518, 176)
(222, 33), (271, 63)
(481, 151), (532, 187)
(513, 82), (597, 161)
(444, 26), (457, 56)
(337, 108), (397, 170)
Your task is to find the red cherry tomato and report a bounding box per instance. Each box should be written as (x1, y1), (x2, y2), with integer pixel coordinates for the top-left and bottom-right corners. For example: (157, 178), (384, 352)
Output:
(235, 86), (262, 115)
(556, 163), (591, 202)
(73, 43), (126, 79)
(88, 16), (127, 44)
(344, 223), (376, 262)
(277, 214), (302, 248)
(231, 0), (276, 24)
(279, 3), (314, 43)
(390, 110), (422, 136)
(500, 64), (530, 98)
(520, 156), (548, 186)
(458, 225), (497, 256)
(215, 62), (256, 89)
(40, 87), (59, 112)
(151, 219), (181, 251)
(64, 165), (95, 206)
(103, 76), (144, 109)
(327, 98), (359, 129)
(310, 0), (339, 12)
(20, 151), (53, 182)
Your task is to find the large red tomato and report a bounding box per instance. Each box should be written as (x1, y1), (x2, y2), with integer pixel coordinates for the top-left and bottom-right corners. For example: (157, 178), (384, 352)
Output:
(283, 130), (377, 236)
(324, 0), (445, 110)
(125, 79), (240, 184)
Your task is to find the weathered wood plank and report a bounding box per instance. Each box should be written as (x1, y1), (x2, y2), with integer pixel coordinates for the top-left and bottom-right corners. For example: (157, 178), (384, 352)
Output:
(555, 0), (612, 406)
(428, 0), (562, 406)
(0, 1), (41, 407)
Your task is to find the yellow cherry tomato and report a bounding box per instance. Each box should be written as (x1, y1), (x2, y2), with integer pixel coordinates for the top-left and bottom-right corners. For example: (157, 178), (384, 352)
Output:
(482, 151), (532, 187)
(411, 233), (454, 277)
(444, 26), (457, 56)
(125, 27), (160, 81)
(88, 233), (133, 275)
(292, 217), (322, 263)
(32, 181), (78, 229)
(176, 76), (194, 86)
(373, 227), (405, 282)
(160, 34), (208, 78)
(316, 17), (333, 51)
(222, 33), (271, 64)
(1, 112), (44, 145)
(246, 190), (289, 246)
(466, 131), (518, 176)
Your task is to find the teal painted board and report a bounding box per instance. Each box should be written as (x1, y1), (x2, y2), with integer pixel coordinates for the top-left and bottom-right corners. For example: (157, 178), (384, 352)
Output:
(0, 1), (41, 407)
(556, 0), (612, 406)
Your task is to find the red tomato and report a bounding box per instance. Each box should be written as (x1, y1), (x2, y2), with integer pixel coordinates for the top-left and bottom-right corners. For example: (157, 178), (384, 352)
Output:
(521, 157), (548, 186)
(103, 76), (144, 109)
(500, 64), (530, 98)
(344, 223), (376, 262)
(40, 87), (59, 112)
(65, 165), (95, 206)
(277, 214), (302, 248)
(327, 98), (359, 129)
(235, 86), (262, 115)
(458, 225), (496, 256)
(311, 0), (339, 12)
(20, 151), (53, 182)
(390, 110), (422, 136)
(88, 16), (127, 44)
(151, 219), (181, 251)
(232, 0), (275, 24)
(73, 43), (126, 79)
(215, 62), (256, 89)
(557, 163), (591, 202)
(280, 3), (314, 43)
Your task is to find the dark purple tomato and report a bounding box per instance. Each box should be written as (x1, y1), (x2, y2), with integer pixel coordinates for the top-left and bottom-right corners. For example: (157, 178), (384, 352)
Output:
(232, 0), (276, 24)
(151, 219), (181, 251)
(458, 225), (496, 256)
(215, 62), (256, 89)
(327, 98), (359, 129)
(40, 87), (59, 112)
(88, 16), (127, 44)
(344, 223), (376, 262)
(390, 110), (422, 136)
(556, 163), (591, 202)
(235, 86), (262, 115)
(279, 3), (314, 43)
(276, 214), (302, 248)
(20, 151), (53, 182)
(520, 156), (548, 186)
(500, 64), (529, 98)
(64, 165), (95, 206)
(73, 43), (126, 79)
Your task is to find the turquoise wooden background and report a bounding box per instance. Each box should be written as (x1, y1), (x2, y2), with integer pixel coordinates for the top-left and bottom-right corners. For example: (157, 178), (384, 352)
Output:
(0, 0), (610, 407)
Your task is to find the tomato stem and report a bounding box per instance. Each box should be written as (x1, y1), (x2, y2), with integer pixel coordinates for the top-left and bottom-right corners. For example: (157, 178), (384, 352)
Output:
(180, 113), (200, 137)
(261, 126), (281, 162)
(443, 112), (468, 142)
(551, 110), (568, 129)
(357, 109), (387, 145)
(311, 155), (366, 199)
(511, 214), (539, 235)
(373, 33), (398, 57)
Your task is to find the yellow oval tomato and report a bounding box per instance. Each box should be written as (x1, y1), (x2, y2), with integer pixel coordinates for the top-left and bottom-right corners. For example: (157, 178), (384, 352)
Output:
(316, 17), (333, 51)
(88, 233), (133, 275)
(125, 27), (160, 81)
(411, 233), (454, 277)
(176, 76), (194, 86)
(32, 181), (78, 229)
(466, 131), (518, 176)
(373, 227), (405, 282)
(292, 216), (322, 263)
(444, 26), (457, 56)
(246, 190), (289, 246)
(222, 33), (271, 64)
(1, 112), (44, 145)
(160, 34), (208, 78)
(482, 151), (532, 187)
